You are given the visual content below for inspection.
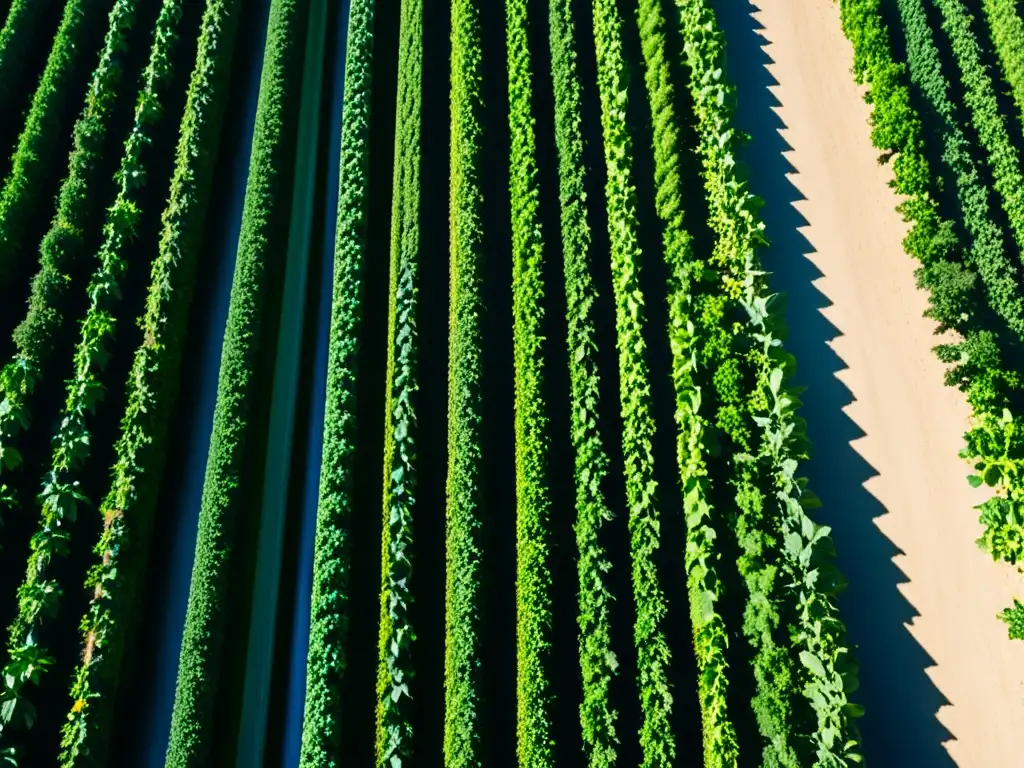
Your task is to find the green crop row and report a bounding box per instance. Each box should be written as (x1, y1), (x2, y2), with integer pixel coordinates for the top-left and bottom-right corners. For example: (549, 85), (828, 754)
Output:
(164, 1), (310, 765)
(0, 1), (187, 762)
(375, 0), (421, 763)
(0, 0), (61, 115)
(58, 2), (240, 765)
(545, 0), (619, 763)
(632, 0), (740, 765)
(298, 1), (375, 766)
(590, 0), (676, 764)
(0, 0), (112, 299)
(981, 0), (1024, 133)
(674, 1), (863, 764)
(833, 0), (1024, 639)
(0, 0), (139, 543)
(506, 0), (556, 765)
(894, 0), (1024, 338)
(932, 0), (1024, 256)
(445, 0), (486, 763)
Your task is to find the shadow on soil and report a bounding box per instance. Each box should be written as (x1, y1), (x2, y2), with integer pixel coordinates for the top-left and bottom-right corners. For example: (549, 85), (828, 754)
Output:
(716, 3), (957, 766)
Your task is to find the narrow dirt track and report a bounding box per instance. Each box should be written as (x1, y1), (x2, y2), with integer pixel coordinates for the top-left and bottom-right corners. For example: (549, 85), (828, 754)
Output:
(716, 1), (1024, 765)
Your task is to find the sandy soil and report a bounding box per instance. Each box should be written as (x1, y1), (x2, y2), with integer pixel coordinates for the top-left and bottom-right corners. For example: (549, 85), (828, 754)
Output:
(716, 1), (1024, 765)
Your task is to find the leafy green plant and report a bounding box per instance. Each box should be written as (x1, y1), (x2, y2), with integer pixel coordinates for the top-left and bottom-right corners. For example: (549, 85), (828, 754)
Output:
(375, 0), (421, 763)
(591, 0), (676, 763)
(298, 1), (374, 766)
(0, 0), (188, 761)
(546, 0), (619, 763)
(0, 0), (62, 116)
(999, 599), (1024, 639)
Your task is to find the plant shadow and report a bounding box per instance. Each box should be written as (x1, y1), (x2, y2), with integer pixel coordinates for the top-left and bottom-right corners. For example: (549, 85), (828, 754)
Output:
(714, 3), (957, 765)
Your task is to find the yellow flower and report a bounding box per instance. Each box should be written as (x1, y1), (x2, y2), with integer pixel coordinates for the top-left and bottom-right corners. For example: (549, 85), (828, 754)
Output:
(72, 698), (86, 713)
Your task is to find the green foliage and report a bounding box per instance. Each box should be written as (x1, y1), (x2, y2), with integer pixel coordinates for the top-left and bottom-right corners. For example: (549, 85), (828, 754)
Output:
(0, 1), (187, 761)
(163, 1), (310, 765)
(0, 0), (62, 115)
(674, 0), (863, 764)
(981, 0), (1024, 133)
(933, 0), (1024, 253)
(0, 0), (138, 546)
(998, 599), (1024, 640)
(591, 0), (676, 764)
(836, 0), (1024, 612)
(0, 0), (114, 298)
(546, 0), (619, 763)
(297, 1), (374, 766)
(57, 6), (239, 762)
(445, 0), (487, 764)
(375, 0), (420, 763)
(633, 0), (746, 765)
(506, 0), (556, 765)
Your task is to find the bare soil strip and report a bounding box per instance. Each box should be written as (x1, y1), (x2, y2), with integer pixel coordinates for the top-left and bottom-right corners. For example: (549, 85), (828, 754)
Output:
(717, 1), (1024, 764)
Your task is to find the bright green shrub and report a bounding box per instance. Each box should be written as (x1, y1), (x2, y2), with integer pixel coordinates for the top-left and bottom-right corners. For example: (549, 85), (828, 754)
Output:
(164, 1), (311, 765)
(298, 1), (375, 765)
(546, 0), (619, 763)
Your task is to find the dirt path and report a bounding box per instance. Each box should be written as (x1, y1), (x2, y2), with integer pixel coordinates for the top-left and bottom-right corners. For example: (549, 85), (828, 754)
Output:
(716, 1), (1024, 764)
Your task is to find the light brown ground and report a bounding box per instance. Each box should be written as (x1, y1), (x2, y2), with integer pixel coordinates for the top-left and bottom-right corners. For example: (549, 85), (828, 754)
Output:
(724, 1), (1024, 764)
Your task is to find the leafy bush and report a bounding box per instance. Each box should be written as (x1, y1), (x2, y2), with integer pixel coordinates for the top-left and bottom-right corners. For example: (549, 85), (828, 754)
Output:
(546, 0), (619, 762)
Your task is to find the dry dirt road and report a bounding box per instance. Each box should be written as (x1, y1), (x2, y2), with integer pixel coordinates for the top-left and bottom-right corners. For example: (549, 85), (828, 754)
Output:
(715, 1), (1024, 765)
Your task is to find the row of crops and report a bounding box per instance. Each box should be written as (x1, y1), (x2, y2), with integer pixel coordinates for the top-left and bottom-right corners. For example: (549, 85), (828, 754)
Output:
(833, 0), (1024, 638)
(0, 0), (886, 765)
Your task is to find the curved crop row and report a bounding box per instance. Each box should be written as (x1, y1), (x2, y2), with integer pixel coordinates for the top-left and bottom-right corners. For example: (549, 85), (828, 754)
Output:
(0, 0), (113, 301)
(0, 0), (139, 544)
(163, 1), (311, 765)
(0, 0), (62, 116)
(57, 2), (241, 765)
(981, 0), (1024, 132)
(673, 0), (864, 764)
(506, 0), (555, 765)
(632, 1), (744, 765)
(590, 1), (676, 764)
(545, 0), (619, 763)
(0, 1), (187, 761)
(374, 0), (421, 763)
(932, 0), (1024, 255)
(298, 1), (375, 766)
(445, 0), (487, 763)
(892, 0), (1024, 336)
